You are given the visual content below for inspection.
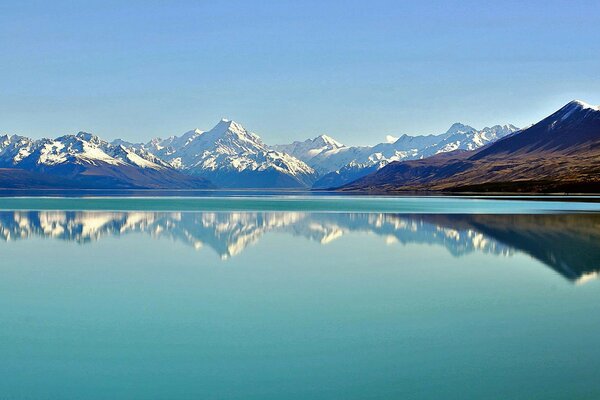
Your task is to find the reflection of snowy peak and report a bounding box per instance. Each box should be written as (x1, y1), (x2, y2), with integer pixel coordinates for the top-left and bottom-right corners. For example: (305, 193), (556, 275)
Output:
(2, 211), (595, 282)
(0, 211), (512, 260)
(145, 120), (317, 188)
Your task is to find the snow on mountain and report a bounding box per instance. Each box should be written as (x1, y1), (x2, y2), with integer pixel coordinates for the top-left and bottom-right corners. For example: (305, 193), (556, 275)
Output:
(0, 132), (213, 189)
(109, 142), (173, 170)
(19, 132), (169, 170)
(145, 128), (205, 156)
(298, 144), (371, 175)
(0, 118), (517, 189)
(272, 134), (345, 168)
(312, 160), (388, 189)
(444, 122), (476, 135)
(145, 119), (318, 188)
(343, 100), (600, 193)
(275, 128), (460, 176)
(549, 100), (600, 128)
(307, 123), (519, 188)
(0, 134), (39, 166)
(557, 100), (600, 120)
(420, 124), (519, 157)
(471, 100), (600, 158)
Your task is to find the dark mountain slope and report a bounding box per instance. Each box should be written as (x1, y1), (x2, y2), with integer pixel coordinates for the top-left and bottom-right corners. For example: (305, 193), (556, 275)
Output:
(0, 168), (82, 189)
(342, 100), (600, 193)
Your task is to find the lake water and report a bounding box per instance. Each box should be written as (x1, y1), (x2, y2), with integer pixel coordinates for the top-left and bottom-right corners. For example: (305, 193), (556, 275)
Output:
(1, 196), (600, 399)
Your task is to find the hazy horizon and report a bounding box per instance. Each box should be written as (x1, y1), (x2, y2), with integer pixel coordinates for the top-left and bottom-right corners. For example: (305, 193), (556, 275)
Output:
(1, 0), (599, 145)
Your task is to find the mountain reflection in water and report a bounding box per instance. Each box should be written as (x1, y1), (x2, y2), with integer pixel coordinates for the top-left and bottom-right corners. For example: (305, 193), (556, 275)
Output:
(0, 211), (598, 283)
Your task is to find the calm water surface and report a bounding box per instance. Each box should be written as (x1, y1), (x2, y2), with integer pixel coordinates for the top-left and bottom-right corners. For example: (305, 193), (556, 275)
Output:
(1, 196), (600, 399)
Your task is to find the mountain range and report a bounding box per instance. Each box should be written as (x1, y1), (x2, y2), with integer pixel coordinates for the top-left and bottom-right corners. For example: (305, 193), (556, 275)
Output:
(131, 119), (317, 188)
(274, 123), (519, 188)
(0, 132), (213, 189)
(1, 99), (598, 192)
(342, 100), (600, 193)
(0, 116), (518, 189)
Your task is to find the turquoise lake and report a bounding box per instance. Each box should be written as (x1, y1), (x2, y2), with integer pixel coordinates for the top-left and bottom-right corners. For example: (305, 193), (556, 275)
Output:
(1, 196), (600, 399)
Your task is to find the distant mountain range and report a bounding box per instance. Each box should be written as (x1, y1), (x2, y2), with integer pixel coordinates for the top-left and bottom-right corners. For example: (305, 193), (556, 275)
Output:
(342, 100), (600, 193)
(274, 123), (519, 188)
(0, 132), (213, 189)
(0, 116), (518, 189)
(1, 99), (598, 192)
(127, 119), (318, 188)
(1, 210), (598, 283)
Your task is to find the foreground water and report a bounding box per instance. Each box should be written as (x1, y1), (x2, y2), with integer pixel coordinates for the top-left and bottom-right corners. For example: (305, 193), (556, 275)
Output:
(1, 196), (600, 399)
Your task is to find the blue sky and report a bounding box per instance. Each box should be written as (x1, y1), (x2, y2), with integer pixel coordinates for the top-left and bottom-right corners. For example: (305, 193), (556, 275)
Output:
(1, 0), (599, 144)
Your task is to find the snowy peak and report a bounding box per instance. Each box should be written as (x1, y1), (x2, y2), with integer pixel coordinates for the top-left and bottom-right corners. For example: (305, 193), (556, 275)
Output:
(540, 100), (600, 130)
(0, 115), (521, 189)
(169, 119), (268, 160)
(140, 119), (317, 188)
(567, 99), (600, 112)
(445, 122), (476, 135)
(272, 134), (346, 171)
(178, 128), (205, 142)
(209, 119), (254, 140)
(426, 123), (519, 155)
(1, 134), (32, 148)
(309, 121), (519, 188)
(315, 134), (344, 148)
(0, 134), (37, 165)
(146, 128), (204, 154)
(10, 131), (171, 171)
(481, 124), (519, 133)
(215, 118), (246, 134)
(562, 99), (598, 116)
(74, 131), (101, 143)
(470, 99), (600, 160)
(108, 143), (171, 170)
(202, 119), (265, 148)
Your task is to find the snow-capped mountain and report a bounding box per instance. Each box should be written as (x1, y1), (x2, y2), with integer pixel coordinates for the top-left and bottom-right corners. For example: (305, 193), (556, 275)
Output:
(312, 160), (387, 189)
(143, 119), (318, 188)
(0, 132), (213, 189)
(0, 118), (517, 190)
(423, 123), (520, 156)
(344, 100), (600, 193)
(4, 132), (170, 171)
(271, 134), (345, 174)
(0, 134), (39, 166)
(472, 100), (600, 157)
(306, 123), (519, 188)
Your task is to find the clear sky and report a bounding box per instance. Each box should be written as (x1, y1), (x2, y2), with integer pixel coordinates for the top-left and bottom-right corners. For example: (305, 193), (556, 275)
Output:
(1, 0), (599, 145)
